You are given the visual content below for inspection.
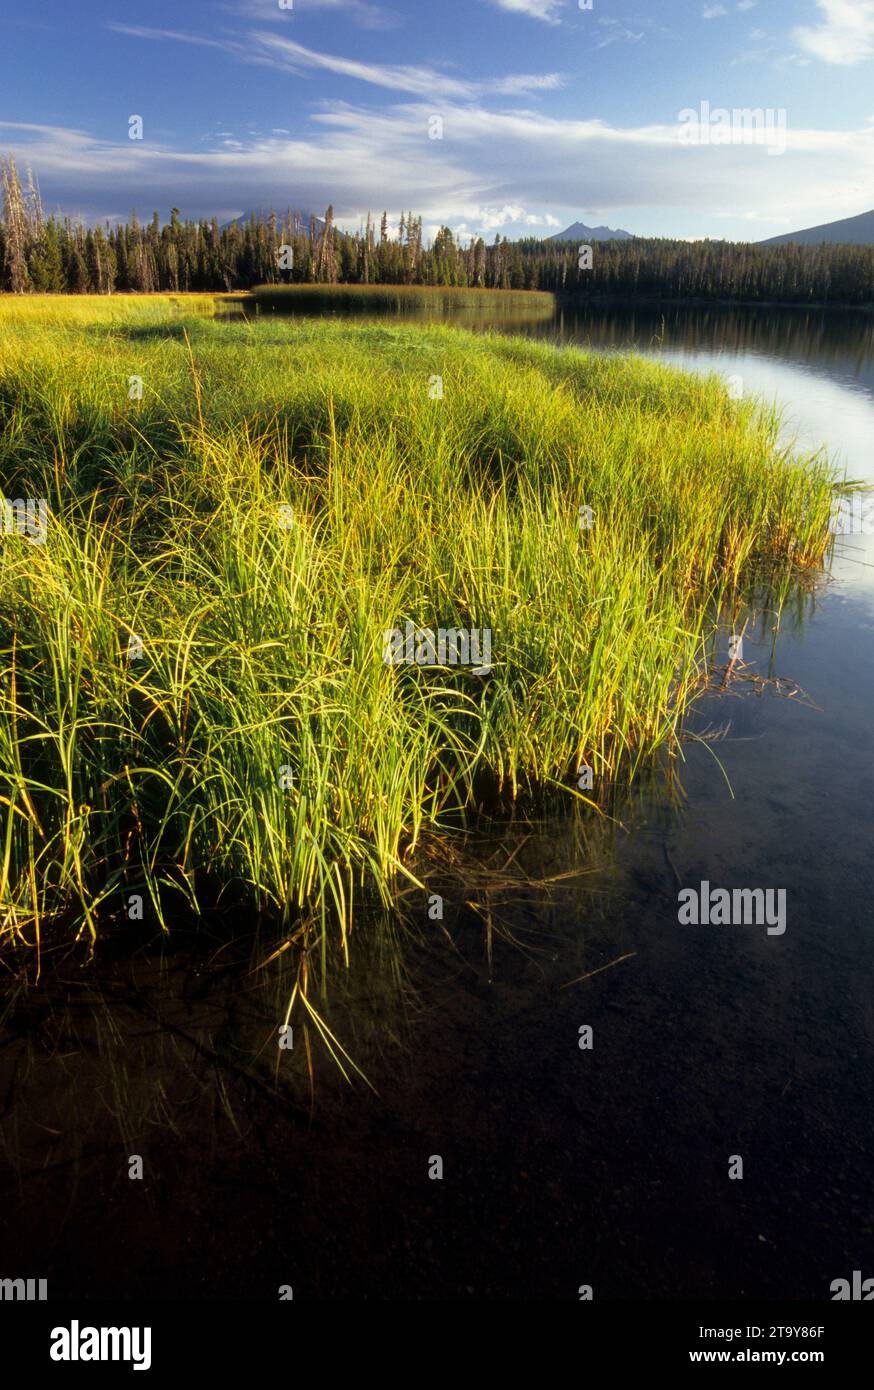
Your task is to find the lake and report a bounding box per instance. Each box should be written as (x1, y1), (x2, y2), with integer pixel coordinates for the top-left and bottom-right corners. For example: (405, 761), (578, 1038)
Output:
(3, 300), (873, 1301)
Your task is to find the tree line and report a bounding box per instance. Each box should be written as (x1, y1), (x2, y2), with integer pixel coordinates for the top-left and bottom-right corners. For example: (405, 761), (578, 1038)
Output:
(2, 155), (873, 305)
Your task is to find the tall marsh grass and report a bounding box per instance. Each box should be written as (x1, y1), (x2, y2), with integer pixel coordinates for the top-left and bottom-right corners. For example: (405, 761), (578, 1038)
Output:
(250, 283), (555, 316)
(0, 296), (838, 982)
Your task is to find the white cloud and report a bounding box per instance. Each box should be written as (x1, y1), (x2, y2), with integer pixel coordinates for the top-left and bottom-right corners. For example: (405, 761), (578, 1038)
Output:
(737, 1), (757, 11)
(231, 0), (397, 29)
(108, 25), (564, 99)
(596, 18), (644, 47)
(794, 0), (874, 65)
(249, 31), (563, 96)
(444, 208), (562, 241)
(702, 5), (728, 18)
(4, 104), (872, 242)
(488, 0), (566, 23)
(462, 204), (562, 231)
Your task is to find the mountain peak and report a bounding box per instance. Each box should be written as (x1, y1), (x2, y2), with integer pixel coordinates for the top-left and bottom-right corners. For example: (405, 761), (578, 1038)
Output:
(220, 209), (325, 234)
(548, 220), (633, 242)
(760, 208), (874, 246)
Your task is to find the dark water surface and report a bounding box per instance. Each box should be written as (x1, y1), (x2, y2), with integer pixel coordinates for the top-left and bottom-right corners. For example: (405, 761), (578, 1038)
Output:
(2, 303), (874, 1301)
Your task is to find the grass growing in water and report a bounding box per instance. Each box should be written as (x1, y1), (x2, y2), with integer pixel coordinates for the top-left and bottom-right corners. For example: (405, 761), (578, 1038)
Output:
(0, 296), (838, 986)
(250, 283), (555, 316)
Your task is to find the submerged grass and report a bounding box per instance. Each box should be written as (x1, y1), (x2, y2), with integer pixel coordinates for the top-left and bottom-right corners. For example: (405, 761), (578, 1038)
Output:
(0, 295), (838, 984)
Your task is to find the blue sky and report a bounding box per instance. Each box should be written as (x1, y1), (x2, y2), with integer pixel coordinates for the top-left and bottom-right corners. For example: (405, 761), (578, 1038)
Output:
(1, 0), (873, 242)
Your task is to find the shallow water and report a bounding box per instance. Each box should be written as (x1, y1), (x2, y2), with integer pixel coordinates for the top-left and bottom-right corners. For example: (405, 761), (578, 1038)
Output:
(2, 301), (873, 1300)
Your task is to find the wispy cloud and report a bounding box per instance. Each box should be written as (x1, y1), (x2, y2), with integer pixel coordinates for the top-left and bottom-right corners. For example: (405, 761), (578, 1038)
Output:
(107, 25), (235, 55)
(794, 0), (874, 65)
(596, 18), (644, 48)
(487, 0), (566, 23)
(703, 3), (759, 17)
(251, 31), (564, 96)
(4, 105), (872, 242)
(108, 24), (564, 99)
(230, 0), (398, 30)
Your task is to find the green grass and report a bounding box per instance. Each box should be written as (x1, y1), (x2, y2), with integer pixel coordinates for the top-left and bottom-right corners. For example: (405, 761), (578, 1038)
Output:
(250, 283), (555, 315)
(0, 294), (838, 990)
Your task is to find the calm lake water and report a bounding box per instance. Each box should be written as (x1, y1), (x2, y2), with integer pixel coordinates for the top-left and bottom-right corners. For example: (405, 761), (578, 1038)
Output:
(3, 302), (874, 1301)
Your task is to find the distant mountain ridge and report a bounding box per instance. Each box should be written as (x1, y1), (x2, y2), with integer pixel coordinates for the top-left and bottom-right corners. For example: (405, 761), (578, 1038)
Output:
(548, 221), (633, 242)
(760, 209), (874, 246)
(221, 209), (325, 234)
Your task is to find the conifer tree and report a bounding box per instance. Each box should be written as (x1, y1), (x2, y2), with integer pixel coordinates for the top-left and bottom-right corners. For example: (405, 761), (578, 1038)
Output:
(1, 156), (31, 292)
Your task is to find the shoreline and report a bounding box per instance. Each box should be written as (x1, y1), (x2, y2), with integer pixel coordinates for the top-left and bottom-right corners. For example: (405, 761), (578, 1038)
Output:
(552, 292), (874, 315)
(2, 287), (872, 316)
